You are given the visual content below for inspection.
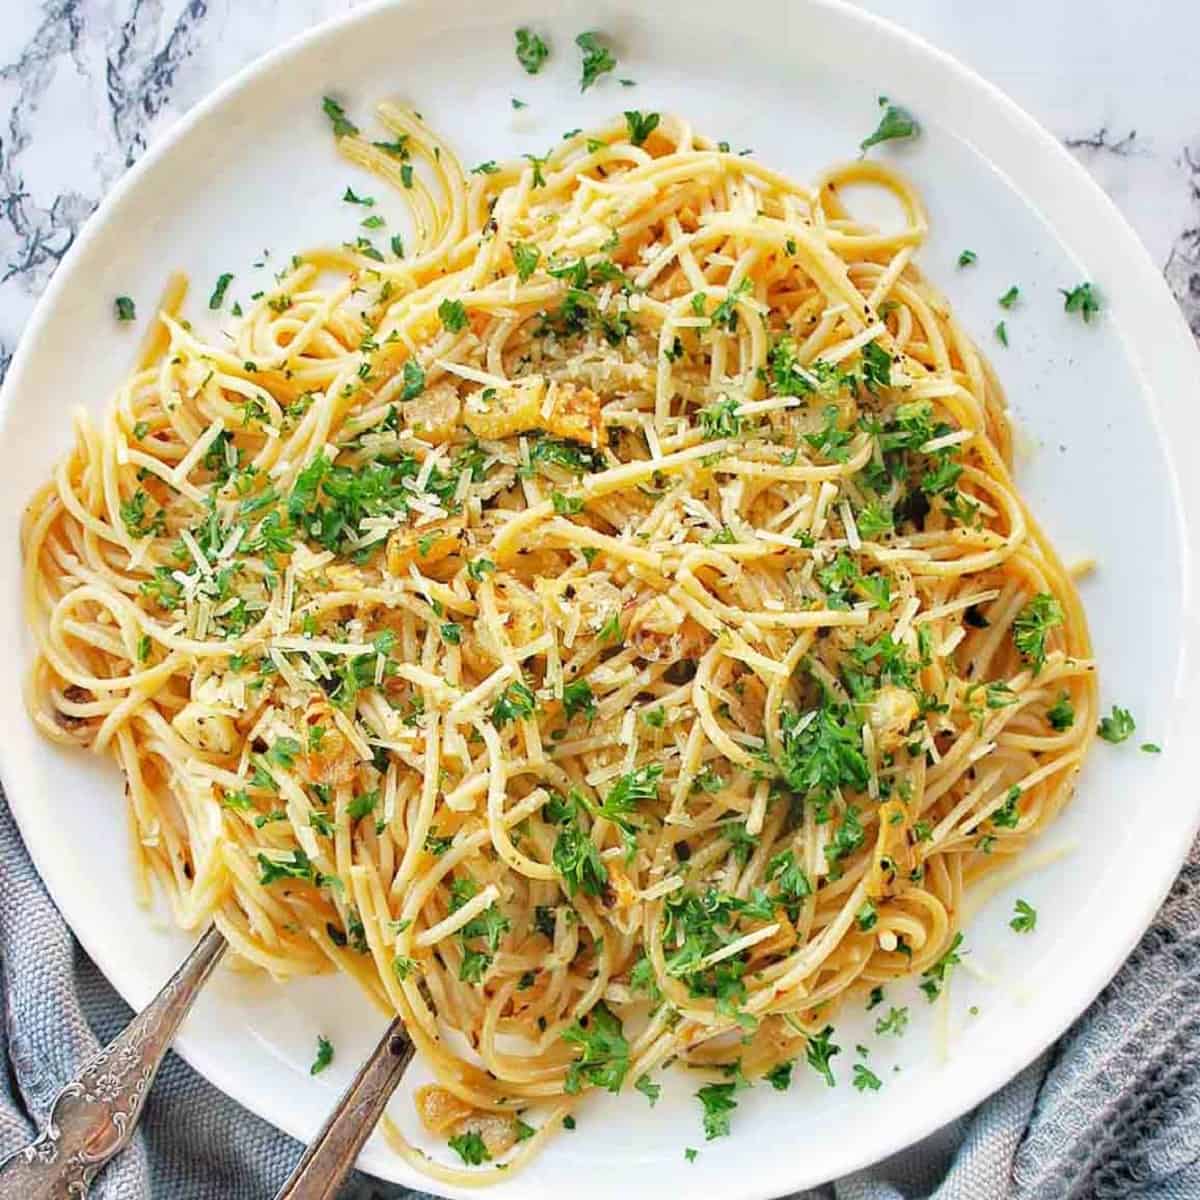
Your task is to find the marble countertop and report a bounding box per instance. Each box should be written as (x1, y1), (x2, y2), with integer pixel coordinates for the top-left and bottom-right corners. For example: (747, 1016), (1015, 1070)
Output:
(1, 0), (1197, 366)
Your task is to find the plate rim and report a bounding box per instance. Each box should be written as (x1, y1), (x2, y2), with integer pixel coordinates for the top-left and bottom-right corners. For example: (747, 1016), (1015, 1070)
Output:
(2, 0), (1199, 1195)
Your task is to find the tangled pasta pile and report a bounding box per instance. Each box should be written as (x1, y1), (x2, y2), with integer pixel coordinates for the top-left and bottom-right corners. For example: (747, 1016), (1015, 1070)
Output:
(23, 104), (1095, 1182)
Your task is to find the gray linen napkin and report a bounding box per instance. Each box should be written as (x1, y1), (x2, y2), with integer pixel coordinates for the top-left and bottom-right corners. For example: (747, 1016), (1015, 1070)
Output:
(2, 787), (1199, 1199)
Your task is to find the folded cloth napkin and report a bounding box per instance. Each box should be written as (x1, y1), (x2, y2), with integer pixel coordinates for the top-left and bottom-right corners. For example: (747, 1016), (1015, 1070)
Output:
(2, 788), (1198, 1200)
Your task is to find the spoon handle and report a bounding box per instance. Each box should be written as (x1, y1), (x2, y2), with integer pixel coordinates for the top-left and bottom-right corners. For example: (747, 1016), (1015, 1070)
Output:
(0, 925), (226, 1200)
(273, 1018), (414, 1200)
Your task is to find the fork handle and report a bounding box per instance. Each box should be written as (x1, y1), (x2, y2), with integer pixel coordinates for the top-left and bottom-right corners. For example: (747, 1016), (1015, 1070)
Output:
(0, 925), (226, 1200)
(274, 1018), (414, 1200)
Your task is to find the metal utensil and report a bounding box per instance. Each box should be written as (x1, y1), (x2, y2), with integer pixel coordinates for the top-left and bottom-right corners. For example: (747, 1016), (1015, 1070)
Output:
(273, 1017), (414, 1200)
(0, 925), (227, 1200)
(0, 924), (416, 1200)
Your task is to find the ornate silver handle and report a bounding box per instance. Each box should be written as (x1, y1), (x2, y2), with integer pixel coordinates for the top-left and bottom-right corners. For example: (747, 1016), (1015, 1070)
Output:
(0, 925), (226, 1200)
(274, 1017), (414, 1200)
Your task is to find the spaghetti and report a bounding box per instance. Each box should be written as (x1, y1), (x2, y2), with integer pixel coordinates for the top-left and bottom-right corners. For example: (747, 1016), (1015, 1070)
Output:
(22, 105), (1096, 1182)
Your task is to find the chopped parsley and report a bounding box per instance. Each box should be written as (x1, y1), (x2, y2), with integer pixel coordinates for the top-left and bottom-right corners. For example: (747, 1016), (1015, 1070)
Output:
(550, 803), (607, 898)
(1047, 692), (1076, 731)
(310, 1035), (333, 1075)
(992, 785), (1022, 830)
(1012, 593), (1063, 673)
(957, 249), (977, 267)
(266, 737), (301, 769)
(562, 1002), (629, 1093)
(776, 701), (869, 821)
(511, 241), (540, 282)
(635, 1074), (661, 1106)
(492, 680), (536, 726)
(523, 434), (605, 476)
(857, 499), (894, 540)
(551, 491), (584, 515)
(852, 1064), (883, 1092)
(764, 1060), (794, 1091)
(1097, 704), (1135, 744)
(208, 273), (234, 309)
(860, 97), (919, 154)
(805, 1025), (841, 1087)
(861, 340), (892, 393)
(1010, 899), (1037, 933)
(696, 1082), (738, 1139)
(118, 490), (163, 539)
(995, 320), (1008, 347)
(401, 359), (425, 400)
(438, 298), (468, 333)
(373, 136), (409, 159)
(347, 789), (379, 823)
(624, 110), (660, 146)
(515, 28), (550, 74)
(998, 285), (1020, 309)
(258, 849), (315, 886)
(561, 679), (596, 722)
(698, 396), (742, 440)
(448, 1131), (491, 1166)
(322, 96), (358, 138)
(1061, 282), (1101, 322)
(114, 296), (136, 322)
(919, 932), (963, 1001)
(763, 849), (811, 912)
(874, 1006), (909, 1037)
(523, 152), (549, 188)
(576, 31), (616, 92)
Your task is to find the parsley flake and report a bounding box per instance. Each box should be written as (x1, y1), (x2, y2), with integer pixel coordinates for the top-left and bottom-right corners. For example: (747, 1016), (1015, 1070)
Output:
(515, 28), (550, 75)
(624, 110), (660, 146)
(860, 98), (919, 154)
(448, 1131), (491, 1166)
(852, 1064), (883, 1092)
(208, 273), (234, 309)
(805, 1026), (841, 1087)
(576, 31), (616, 92)
(1061, 282), (1102, 322)
(562, 1002), (629, 1094)
(321, 96), (358, 138)
(310, 1035), (333, 1075)
(1010, 899), (1037, 933)
(696, 1082), (738, 1139)
(1098, 704), (1135, 744)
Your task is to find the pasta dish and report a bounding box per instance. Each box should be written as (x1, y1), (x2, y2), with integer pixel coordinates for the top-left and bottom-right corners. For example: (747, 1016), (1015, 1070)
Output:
(22, 103), (1096, 1182)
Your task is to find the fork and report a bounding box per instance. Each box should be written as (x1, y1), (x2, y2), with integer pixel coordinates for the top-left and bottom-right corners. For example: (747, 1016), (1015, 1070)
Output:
(0, 926), (414, 1199)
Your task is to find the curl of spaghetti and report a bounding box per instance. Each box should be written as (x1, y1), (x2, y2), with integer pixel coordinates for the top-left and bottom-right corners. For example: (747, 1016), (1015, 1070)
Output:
(22, 106), (1095, 1182)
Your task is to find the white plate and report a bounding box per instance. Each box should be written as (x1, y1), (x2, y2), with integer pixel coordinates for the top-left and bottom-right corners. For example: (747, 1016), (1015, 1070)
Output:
(2, 1), (1198, 1196)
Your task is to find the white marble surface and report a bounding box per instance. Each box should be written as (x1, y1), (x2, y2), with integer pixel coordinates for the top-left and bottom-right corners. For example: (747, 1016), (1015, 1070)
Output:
(1, 0), (1198, 373)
